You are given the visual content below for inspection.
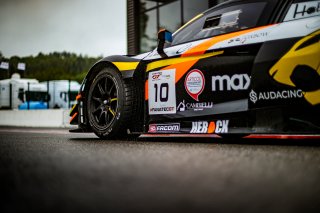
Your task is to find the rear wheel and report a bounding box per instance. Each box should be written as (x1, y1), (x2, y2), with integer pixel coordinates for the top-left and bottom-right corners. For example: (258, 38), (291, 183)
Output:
(87, 67), (137, 139)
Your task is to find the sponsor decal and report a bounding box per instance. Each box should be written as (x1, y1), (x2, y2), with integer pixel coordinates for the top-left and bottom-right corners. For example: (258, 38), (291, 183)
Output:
(149, 124), (157, 133)
(151, 72), (171, 80)
(151, 72), (161, 80)
(149, 69), (177, 115)
(185, 69), (205, 101)
(148, 123), (180, 133)
(250, 89), (304, 104)
(228, 37), (246, 44)
(190, 120), (229, 134)
(284, 1), (320, 21)
(212, 74), (250, 91)
(177, 100), (213, 112)
(150, 107), (175, 112)
(228, 32), (268, 44)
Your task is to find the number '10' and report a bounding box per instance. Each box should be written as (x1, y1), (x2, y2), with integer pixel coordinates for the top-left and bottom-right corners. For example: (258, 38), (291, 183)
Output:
(154, 83), (169, 102)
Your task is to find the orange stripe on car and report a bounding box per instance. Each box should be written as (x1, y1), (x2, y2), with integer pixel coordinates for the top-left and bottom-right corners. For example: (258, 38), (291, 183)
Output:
(76, 94), (82, 100)
(162, 59), (199, 83)
(147, 51), (223, 72)
(70, 112), (78, 123)
(182, 25), (272, 57)
(145, 81), (148, 100)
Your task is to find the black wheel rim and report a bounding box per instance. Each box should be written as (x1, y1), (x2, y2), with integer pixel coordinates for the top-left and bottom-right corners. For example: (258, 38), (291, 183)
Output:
(90, 75), (118, 128)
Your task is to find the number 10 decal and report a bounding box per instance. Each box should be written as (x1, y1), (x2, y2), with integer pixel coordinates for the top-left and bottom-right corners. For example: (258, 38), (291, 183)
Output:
(148, 69), (176, 115)
(154, 83), (169, 102)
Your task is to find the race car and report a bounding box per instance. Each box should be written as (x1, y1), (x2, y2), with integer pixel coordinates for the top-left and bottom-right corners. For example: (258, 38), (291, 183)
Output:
(70, 0), (320, 138)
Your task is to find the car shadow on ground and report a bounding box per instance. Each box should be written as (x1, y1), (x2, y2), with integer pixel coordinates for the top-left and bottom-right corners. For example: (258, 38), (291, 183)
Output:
(140, 137), (320, 146)
(69, 135), (320, 147)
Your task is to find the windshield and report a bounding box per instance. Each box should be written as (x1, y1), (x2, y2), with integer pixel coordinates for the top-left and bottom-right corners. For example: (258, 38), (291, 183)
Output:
(172, 2), (267, 46)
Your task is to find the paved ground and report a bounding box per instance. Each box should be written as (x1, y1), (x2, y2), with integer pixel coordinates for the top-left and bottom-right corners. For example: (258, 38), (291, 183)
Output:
(0, 127), (320, 213)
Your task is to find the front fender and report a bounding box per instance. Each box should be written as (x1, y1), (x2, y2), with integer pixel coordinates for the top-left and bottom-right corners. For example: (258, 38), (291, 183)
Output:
(93, 55), (141, 77)
(81, 55), (141, 92)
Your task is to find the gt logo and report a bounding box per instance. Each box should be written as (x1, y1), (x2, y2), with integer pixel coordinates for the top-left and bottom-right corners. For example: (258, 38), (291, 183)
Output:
(190, 120), (229, 133)
(152, 73), (161, 80)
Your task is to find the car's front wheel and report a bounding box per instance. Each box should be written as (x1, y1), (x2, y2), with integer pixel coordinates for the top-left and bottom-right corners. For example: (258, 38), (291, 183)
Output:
(87, 67), (137, 139)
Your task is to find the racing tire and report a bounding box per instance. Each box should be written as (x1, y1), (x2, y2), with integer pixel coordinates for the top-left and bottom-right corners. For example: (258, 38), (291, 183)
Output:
(87, 67), (138, 139)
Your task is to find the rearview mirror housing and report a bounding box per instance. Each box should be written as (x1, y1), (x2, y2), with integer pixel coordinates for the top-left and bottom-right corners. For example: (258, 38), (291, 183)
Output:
(157, 29), (172, 58)
(158, 29), (173, 43)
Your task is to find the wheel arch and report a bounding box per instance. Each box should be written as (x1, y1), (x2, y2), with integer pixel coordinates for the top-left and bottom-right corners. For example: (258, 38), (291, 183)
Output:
(82, 55), (141, 93)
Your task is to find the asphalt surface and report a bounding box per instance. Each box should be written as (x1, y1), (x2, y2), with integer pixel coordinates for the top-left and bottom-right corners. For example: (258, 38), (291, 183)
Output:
(0, 127), (320, 213)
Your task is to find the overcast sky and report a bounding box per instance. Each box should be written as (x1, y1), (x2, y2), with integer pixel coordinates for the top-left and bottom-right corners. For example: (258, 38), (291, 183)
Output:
(0, 0), (127, 57)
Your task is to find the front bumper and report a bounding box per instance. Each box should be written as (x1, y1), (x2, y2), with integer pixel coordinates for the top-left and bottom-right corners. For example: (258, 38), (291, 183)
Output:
(69, 93), (92, 133)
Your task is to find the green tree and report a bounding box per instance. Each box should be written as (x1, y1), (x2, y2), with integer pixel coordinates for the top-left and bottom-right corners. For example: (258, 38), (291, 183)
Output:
(9, 52), (102, 82)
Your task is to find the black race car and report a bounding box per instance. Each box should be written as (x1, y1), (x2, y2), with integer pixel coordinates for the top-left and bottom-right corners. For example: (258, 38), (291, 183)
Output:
(70, 0), (320, 138)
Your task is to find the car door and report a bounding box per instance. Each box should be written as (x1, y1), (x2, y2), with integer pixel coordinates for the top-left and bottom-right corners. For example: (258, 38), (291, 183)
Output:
(251, 0), (320, 108)
(144, 0), (277, 130)
(248, 0), (320, 129)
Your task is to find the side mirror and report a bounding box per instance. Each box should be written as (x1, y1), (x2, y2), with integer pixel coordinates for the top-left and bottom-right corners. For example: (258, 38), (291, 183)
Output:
(157, 29), (172, 58)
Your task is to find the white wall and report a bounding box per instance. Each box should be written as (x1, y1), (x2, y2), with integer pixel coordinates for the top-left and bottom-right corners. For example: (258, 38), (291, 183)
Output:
(0, 109), (72, 128)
